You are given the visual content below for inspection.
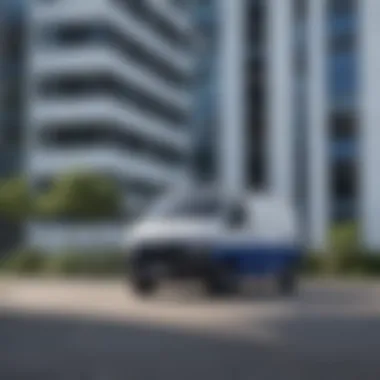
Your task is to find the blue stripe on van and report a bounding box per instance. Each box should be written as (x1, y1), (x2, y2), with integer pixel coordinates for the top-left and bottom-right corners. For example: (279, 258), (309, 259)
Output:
(211, 245), (303, 276)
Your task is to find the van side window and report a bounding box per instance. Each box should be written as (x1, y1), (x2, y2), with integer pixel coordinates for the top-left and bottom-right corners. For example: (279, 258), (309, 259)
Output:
(226, 202), (248, 229)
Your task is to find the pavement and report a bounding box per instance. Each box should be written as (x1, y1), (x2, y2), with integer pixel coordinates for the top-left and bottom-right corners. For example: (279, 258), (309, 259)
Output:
(1, 277), (380, 380)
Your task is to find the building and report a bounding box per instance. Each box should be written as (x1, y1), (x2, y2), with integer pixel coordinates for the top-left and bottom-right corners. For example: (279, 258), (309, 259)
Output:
(0, 0), (25, 177)
(191, 0), (219, 183)
(192, 0), (380, 251)
(0, 0), (26, 252)
(25, 0), (194, 249)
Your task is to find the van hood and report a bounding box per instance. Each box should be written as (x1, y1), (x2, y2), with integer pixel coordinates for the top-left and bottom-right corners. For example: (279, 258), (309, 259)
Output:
(126, 218), (221, 247)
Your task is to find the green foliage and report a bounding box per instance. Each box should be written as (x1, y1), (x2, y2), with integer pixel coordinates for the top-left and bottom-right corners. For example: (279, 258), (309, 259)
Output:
(0, 172), (122, 222)
(361, 255), (380, 275)
(44, 251), (126, 277)
(303, 223), (380, 276)
(301, 253), (324, 275)
(326, 223), (362, 274)
(36, 171), (122, 220)
(1, 249), (126, 276)
(0, 176), (32, 221)
(1, 223), (380, 278)
(0, 249), (45, 274)
(330, 222), (359, 254)
(1, 247), (379, 278)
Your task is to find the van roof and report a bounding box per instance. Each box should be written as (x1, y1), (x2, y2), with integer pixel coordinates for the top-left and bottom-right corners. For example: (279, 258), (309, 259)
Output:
(149, 185), (292, 215)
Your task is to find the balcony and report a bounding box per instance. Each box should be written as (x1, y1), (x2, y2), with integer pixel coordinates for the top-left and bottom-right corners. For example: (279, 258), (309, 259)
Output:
(108, 5), (193, 73)
(111, 50), (191, 109)
(29, 147), (185, 185)
(31, 47), (191, 110)
(31, 46), (110, 75)
(31, 97), (191, 150)
(148, 0), (192, 34)
(31, 0), (108, 23)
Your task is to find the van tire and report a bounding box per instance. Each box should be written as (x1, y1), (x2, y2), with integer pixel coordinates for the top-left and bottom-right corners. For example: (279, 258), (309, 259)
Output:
(130, 262), (158, 297)
(131, 275), (158, 297)
(204, 262), (237, 296)
(277, 269), (297, 296)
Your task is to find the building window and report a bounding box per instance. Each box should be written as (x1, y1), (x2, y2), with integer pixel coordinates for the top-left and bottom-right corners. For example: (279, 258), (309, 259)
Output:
(39, 124), (186, 167)
(331, 113), (356, 139)
(37, 75), (187, 126)
(39, 23), (107, 46)
(113, 0), (191, 49)
(108, 28), (188, 88)
(329, 53), (357, 99)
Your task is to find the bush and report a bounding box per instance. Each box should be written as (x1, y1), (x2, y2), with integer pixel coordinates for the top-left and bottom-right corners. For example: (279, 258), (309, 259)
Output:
(44, 251), (126, 277)
(300, 223), (380, 277)
(325, 223), (363, 275)
(360, 255), (380, 276)
(0, 177), (32, 221)
(302, 253), (324, 275)
(36, 172), (122, 220)
(0, 171), (123, 223)
(0, 249), (126, 277)
(0, 249), (45, 274)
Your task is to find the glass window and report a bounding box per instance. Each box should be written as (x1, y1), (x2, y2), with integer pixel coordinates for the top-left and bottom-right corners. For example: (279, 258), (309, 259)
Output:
(226, 202), (248, 229)
(39, 123), (185, 167)
(37, 75), (187, 126)
(164, 194), (223, 217)
(329, 53), (357, 97)
(113, 0), (190, 49)
(331, 113), (356, 139)
(40, 24), (107, 46)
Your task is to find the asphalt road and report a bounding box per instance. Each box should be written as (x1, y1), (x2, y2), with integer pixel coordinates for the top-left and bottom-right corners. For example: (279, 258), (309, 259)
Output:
(1, 277), (380, 380)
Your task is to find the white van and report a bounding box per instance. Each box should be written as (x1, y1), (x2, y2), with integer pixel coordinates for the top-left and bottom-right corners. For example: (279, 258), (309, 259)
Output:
(125, 188), (304, 296)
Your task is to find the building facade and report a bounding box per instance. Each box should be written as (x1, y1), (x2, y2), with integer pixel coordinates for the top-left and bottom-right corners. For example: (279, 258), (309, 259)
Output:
(0, 0), (25, 176)
(198, 0), (380, 251)
(26, 0), (193, 215)
(0, 0), (26, 253)
(25, 0), (194, 248)
(192, 0), (219, 183)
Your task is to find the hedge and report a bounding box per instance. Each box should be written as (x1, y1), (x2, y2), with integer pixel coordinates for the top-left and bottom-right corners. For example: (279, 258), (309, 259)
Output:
(1, 221), (380, 277)
(0, 250), (126, 277)
(0, 249), (46, 274)
(302, 252), (380, 277)
(1, 249), (380, 278)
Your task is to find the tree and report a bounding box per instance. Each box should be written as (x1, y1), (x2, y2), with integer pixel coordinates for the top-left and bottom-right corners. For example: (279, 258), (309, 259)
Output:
(36, 172), (122, 220)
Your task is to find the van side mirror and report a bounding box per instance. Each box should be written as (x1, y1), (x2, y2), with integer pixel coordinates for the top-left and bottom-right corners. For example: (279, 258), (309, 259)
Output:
(225, 204), (247, 230)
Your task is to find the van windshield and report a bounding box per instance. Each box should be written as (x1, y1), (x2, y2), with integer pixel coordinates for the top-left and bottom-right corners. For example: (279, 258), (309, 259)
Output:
(163, 194), (223, 218)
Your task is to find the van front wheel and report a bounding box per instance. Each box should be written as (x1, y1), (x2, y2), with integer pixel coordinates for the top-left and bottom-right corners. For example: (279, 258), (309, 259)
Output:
(130, 263), (159, 297)
(276, 269), (298, 296)
(204, 262), (238, 296)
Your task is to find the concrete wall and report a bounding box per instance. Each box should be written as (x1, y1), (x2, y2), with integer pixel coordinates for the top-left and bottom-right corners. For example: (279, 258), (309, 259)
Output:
(26, 223), (125, 252)
(217, 0), (246, 196)
(360, 0), (380, 251)
(307, 0), (329, 251)
(267, 0), (294, 202)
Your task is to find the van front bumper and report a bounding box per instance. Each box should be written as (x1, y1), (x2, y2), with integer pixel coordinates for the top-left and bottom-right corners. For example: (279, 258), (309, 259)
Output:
(129, 242), (212, 279)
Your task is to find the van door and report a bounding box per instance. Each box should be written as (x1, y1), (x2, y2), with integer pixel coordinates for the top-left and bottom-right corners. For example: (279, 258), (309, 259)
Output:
(223, 200), (255, 245)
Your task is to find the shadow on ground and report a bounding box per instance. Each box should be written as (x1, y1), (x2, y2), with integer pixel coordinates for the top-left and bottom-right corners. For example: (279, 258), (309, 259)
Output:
(1, 304), (380, 380)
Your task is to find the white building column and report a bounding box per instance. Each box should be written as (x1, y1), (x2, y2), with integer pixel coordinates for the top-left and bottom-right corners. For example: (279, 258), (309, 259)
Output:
(360, 0), (380, 251)
(307, 0), (329, 250)
(217, 0), (246, 196)
(267, 0), (294, 202)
